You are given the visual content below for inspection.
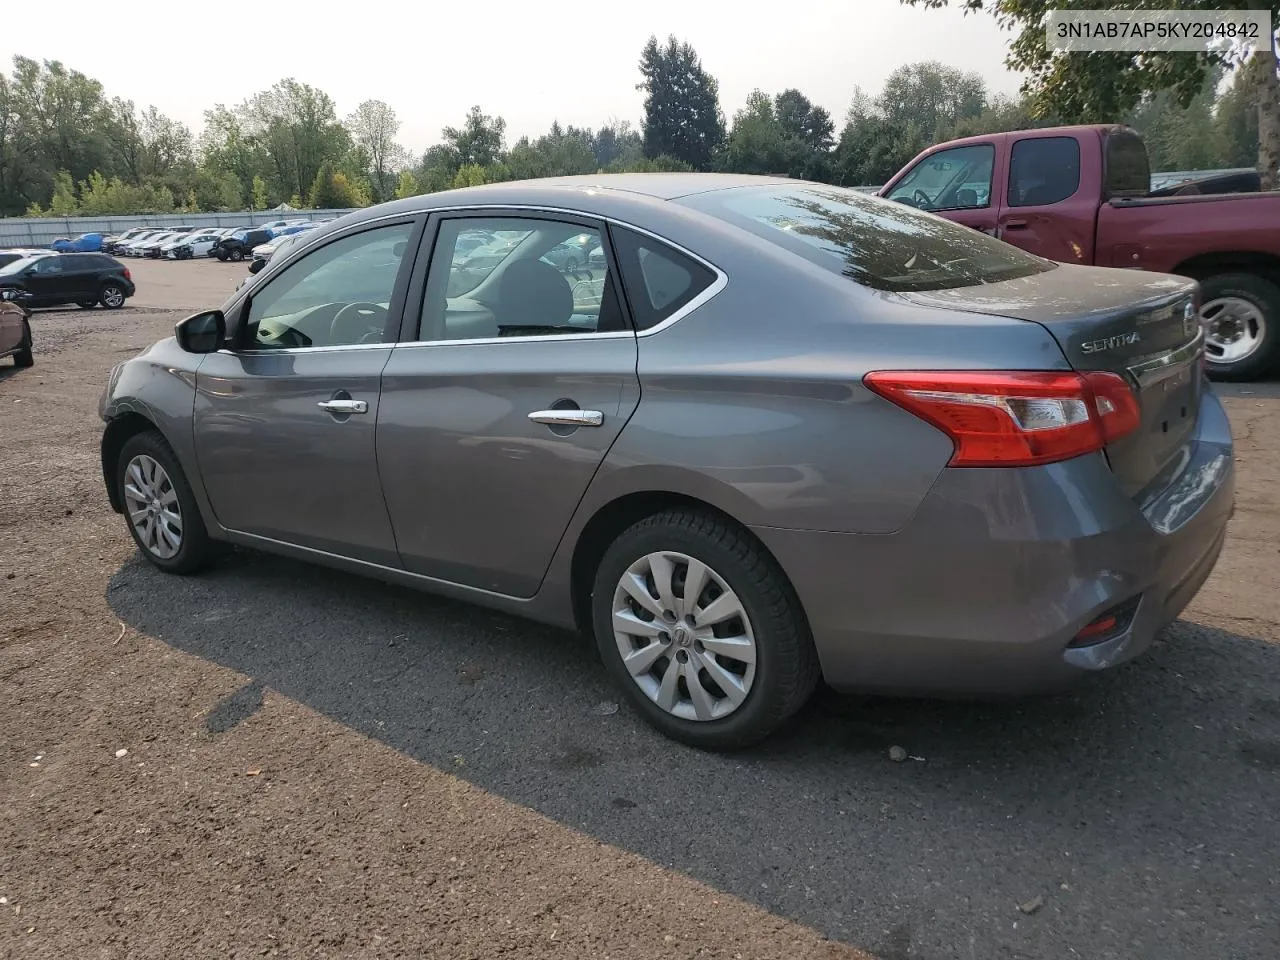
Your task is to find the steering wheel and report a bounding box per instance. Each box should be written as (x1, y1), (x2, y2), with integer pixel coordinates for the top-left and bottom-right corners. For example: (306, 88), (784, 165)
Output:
(330, 301), (389, 344)
(912, 189), (933, 209)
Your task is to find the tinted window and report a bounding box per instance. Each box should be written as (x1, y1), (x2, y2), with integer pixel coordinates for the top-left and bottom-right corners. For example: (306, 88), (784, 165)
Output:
(418, 216), (625, 341)
(886, 144), (994, 211)
(1104, 128), (1150, 198)
(609, 227), (717, 331)
(678, 184), (1056, 293)
(31, 256), (63, 275)
(244, 222), (413, 350)
(1008, 136), (1081, 207)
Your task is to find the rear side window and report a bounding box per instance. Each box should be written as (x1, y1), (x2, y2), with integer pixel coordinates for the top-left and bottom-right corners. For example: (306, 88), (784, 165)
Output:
(677, 184), (1055, 293)
(1103, 127), (1151, 198)
(609, 227), (717, 330)
(1008, 136), (1081, 207)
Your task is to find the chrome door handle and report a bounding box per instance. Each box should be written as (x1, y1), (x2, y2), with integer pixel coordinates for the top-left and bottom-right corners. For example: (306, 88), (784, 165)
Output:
(528, 409), (603, 427)
(317, 399), (368, 415)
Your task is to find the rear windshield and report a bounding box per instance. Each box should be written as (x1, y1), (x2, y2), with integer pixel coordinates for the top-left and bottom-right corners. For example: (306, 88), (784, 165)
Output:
(676, 183), (1056, 292)
(1103, 127), (1150, 199)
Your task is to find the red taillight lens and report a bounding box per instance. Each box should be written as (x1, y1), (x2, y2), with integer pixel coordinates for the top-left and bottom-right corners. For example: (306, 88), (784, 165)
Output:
(123, 267), (132, 281)
(863, 370), (1141, 468)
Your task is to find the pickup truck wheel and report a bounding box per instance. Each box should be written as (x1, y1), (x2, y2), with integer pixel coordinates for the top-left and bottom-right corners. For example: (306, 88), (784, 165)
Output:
(1198, 273), (1280, 381)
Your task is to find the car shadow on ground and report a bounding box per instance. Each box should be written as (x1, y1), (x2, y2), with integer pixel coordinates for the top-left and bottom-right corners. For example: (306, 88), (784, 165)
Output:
(106, 548), (1280, 960)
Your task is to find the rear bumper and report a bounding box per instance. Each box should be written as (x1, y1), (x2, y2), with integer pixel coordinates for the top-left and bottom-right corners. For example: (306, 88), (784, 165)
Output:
(752, 385), (1235, 697)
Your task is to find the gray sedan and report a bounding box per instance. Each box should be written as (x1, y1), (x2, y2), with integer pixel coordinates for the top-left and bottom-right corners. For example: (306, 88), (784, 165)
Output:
(98, 174), (1234, 749)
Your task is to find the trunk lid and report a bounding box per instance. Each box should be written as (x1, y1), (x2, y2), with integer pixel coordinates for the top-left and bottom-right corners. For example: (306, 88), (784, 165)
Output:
(900, 263), (1203, 502)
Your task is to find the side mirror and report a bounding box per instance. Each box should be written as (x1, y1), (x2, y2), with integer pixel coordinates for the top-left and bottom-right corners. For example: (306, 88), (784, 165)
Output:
(175, 310), (225, 354)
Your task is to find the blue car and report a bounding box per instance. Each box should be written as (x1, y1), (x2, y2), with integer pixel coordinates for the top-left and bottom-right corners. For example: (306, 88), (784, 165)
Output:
(52, 233), (105, 253)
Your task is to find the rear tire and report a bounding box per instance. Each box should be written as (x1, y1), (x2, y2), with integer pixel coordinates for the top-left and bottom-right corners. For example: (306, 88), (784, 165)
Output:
(116, 431), (211, 575)
(1198, 272), (1280, 382)
(591, 509), (820, 750)
(13, 321), (33, 368)
(99, 283), (126, 309)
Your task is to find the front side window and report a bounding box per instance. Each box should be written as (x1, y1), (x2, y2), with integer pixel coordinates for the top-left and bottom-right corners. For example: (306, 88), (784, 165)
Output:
(243, 222), (413, 350)
(418, 216), (625, 341)
(885, 144), (995, 211)
(678, 183), (1055, 293)
(32, 257), (63, 275)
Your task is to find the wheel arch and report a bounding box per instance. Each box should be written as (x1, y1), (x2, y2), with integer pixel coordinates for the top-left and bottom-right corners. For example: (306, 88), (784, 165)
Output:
(1172, 251), (1280, 286)
(101, 411), (164, 513)
(567, 489), (810, 643)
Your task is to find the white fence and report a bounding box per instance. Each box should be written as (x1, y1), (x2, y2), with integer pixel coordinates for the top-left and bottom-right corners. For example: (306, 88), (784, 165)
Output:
(0, 209), (359, 249)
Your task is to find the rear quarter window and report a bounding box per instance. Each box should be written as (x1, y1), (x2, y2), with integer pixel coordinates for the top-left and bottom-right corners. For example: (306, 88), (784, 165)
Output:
(677, 184), (1056, 293)
(609, 227), (718, 330)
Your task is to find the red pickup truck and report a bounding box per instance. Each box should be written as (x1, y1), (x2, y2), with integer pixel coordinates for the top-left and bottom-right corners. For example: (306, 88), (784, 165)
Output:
(879, 124), (1280, 381)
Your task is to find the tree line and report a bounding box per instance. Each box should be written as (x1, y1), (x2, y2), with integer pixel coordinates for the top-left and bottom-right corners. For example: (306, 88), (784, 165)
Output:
(0, 22), (1272, 219)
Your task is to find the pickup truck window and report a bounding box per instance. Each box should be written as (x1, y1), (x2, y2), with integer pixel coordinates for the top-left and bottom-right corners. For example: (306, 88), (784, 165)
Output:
(884, 143), (994, 212)
(1008, 136), (1081, 207)
(678, 184), (1056, 293)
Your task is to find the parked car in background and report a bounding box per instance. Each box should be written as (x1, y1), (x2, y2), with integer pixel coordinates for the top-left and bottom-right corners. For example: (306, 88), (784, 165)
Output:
(52, 233), (106, 253)
(110, 230), (164, 256)
(164, 230), (224, 260)
(0, 248), (50, 268)
(247, 232), (306, 275)
(98, 173), (1233, 749)
(213, 229), (272, 262)
(117, 232), (167, 257)
(140, 232), (182, 258)
(0, 297), (34, 368)
(103, 228), (155, 254)
(0, 252), (133, 309)
(879, 123), (1280, 381)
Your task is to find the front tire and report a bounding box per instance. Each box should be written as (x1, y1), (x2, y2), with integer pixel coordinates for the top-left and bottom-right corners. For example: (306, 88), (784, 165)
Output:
(1199, 272), (1280, 382)
(116, 431), (211, 575)
(229, 248), (244, 262)
(591, 509), (820, 750)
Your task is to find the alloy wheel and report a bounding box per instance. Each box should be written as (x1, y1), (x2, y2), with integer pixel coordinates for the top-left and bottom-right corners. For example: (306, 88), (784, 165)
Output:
(123, 454), (183, 559)
(611, 550), (757, 722)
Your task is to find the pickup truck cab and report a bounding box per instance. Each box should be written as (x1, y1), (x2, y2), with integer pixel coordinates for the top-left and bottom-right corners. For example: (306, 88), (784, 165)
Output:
(880, 124), (1280, 380)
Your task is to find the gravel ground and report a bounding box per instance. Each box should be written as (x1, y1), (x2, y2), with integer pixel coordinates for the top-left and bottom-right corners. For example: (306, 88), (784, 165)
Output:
(2, 259), (1279, 960)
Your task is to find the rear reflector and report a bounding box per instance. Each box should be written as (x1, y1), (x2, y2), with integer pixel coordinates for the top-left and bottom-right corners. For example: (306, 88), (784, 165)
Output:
(863, 370), (1141, 467)
(1069, 596), (1141, 647)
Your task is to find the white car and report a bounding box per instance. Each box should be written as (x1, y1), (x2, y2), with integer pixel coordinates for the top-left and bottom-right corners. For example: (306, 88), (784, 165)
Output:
(163, 231), (223, 260)
(122, 231), (175, 256)
(116, 230), (166, 256)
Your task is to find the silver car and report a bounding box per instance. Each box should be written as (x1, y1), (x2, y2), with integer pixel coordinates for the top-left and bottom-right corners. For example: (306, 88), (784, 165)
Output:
(98, 174), (1235, 748)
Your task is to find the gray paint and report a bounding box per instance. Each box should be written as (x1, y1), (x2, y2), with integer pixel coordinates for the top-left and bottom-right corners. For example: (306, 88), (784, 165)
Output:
(100, 174), (1235, 697)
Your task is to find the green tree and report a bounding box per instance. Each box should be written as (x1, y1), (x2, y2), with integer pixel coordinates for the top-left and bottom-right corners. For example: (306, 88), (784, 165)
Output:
(47, 169), (78, 215)
(442, 106), (507, 168)
(637, 35), (726, 170)
(239, 79), (351, 202)
(346, 99), (408, 202)
(902, 0), (1280, 188)
(308, 161), (371, 208)
(452, 163), (488, 188)
(717, 89), (798, 175)
(251, 175), (269, 210)
(1214, 65), (1261, 167)
(1126, 68), (1221, 171)
(394, 169), (420, 199)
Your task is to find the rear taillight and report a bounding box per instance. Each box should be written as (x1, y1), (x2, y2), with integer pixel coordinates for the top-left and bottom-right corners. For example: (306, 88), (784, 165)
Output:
(123, 267), (131, 282)
(863, 370), (1141, 468)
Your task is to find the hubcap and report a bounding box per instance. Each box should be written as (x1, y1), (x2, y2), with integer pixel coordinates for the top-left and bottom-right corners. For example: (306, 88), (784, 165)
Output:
(611, 550), (757, 722)
(123, 454), (183, 559)
(1201, 296), (1266, 364)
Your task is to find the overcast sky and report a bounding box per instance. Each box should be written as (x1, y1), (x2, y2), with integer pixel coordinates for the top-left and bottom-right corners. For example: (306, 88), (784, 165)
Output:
(2, 0), (1022, 155)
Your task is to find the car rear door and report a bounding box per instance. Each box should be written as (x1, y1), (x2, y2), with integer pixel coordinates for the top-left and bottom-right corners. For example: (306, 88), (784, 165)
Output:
(375, 210), (641, 597)
(995, 133), (1098, 265)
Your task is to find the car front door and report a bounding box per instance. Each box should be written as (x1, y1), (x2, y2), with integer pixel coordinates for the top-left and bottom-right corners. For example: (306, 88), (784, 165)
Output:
(882, 141), (1004, 236)
(23, 256), (68, 304)
(192, 217), (422, 566)
(376, 211), (641, 597)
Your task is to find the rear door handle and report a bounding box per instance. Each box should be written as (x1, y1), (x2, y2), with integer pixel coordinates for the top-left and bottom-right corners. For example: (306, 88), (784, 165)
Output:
(1003, 218), (1029, 229)
(528, 409), (603, 427)
(317, 399), (368, 415)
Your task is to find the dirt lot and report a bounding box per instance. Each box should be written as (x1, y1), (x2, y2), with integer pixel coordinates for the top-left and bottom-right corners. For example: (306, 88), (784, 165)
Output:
(2, 258), (1279, 960)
